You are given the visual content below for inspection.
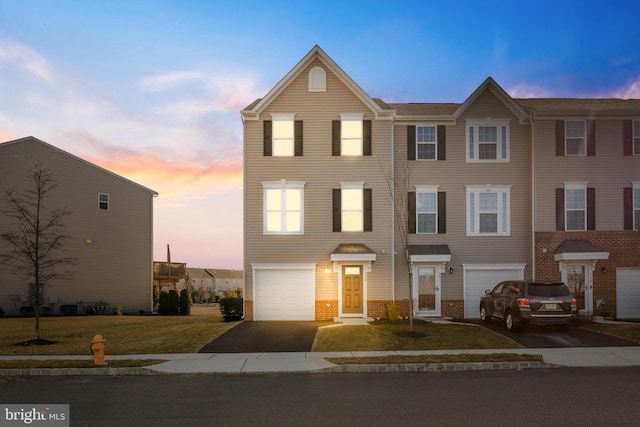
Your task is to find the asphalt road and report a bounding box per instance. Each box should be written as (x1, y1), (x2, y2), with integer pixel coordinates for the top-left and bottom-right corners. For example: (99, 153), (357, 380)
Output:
(467, 319), (638, 348)
(2, 368), (640, 426)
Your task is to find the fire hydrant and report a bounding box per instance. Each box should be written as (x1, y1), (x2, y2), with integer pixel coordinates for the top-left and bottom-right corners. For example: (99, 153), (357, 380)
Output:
(90, 334), (107, 365)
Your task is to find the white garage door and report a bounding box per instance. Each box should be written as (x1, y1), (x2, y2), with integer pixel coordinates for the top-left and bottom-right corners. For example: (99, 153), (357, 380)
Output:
(617, 268), (640, 319)
(254, 267), (315, 321)
(464, 267), (525, 319)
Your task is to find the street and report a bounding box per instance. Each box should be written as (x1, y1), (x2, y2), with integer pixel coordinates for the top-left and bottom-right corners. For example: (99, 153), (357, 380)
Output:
(2, 368), (639, 426)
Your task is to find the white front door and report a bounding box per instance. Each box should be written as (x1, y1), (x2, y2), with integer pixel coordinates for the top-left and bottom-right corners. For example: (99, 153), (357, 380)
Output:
(413, 265), (441, 317)
(561, 262), (593, 315)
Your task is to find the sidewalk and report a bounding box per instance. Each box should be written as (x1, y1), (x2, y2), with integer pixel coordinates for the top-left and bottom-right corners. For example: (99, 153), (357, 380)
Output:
(2, 346), (640, 375)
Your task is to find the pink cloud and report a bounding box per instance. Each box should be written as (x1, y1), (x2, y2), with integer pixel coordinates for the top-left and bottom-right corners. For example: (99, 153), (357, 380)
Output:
(612, 78), (640, 99)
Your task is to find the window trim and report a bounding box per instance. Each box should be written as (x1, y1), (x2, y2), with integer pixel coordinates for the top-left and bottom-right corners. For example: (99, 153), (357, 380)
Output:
(634, 182), (640, 231)
(340, 182), (364, 232)
(563, 181), (588, 231)
(466, 185), (511, 236)
(271, 113), (296, 157)
(415, 185), (439, 234)
(416, 125), (437, 160)
(465, 118), (510, 162)
(262, 180), (305, 235)
(340, 113), (364, 156)
(565, 120), (587, 156)
(98, 193), (109, 210)
(634, 120), (640, 156)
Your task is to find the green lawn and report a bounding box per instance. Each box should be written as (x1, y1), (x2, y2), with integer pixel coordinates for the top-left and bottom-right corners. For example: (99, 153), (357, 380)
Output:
(312, 322), (523, 352)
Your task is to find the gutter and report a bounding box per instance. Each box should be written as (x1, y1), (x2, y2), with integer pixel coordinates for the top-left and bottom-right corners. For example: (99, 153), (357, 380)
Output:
(529, 112), (536, 281)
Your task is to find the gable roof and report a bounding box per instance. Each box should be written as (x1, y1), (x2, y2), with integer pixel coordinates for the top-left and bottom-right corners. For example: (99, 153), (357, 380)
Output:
(0, 136), (158, 196)
(453, 77), (530, 124)
(241, 45), (394, 121)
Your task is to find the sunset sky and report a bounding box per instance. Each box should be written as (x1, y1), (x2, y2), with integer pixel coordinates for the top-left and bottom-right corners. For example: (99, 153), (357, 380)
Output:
(1, 0), (639, 269)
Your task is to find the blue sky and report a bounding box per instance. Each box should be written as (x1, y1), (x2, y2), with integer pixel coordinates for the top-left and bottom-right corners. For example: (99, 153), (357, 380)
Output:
(1, 0), (639, 268)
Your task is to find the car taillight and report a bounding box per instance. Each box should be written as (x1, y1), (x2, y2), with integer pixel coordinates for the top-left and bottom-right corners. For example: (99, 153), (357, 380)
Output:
(517, 298), (530, 308)
(571, 298), (577, 309)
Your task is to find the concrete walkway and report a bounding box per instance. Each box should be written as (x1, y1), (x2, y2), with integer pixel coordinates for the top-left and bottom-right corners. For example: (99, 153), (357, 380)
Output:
(2, 346), (640, 375)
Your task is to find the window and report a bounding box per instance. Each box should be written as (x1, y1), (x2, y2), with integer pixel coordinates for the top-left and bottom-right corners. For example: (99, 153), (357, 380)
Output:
(466, 119), (510, 161)
(416, 186), (438, 233)
(308, 66), (326, 92)
(634, 186), (640, 230)
(635, 121), (640, 155)
(271, 114), (295, 156)
(332, 114), (371, 156)
(565, 186), (586, 231)
(467, 186), (510, 235)
(565, 120), (586, 156)
(333, 183), (372, 232)
(262, 180), (305, 234)
(98, 193), (109, 210)
(417, 126), (436, 160)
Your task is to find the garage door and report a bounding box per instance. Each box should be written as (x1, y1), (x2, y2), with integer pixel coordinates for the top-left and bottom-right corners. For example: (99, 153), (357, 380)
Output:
(464, 267), (524, 319)
(254, 266), (315, 321)
(617, 268), (640, 319)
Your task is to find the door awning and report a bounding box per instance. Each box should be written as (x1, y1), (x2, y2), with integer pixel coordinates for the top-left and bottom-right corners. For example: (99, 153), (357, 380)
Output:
(554, 239), (609, 261)
(408, 245), (452, 263)
(331, 243), (377, 262)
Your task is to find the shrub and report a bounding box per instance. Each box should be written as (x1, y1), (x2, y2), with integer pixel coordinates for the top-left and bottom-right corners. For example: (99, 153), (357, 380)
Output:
(219, 297), (243, 322)
(60, 304), (78, 316)
(158, 290), (179, 315)
(0, 306), (4, 317)
(179, 289), (191, 316)
(385, 303), (399, 321)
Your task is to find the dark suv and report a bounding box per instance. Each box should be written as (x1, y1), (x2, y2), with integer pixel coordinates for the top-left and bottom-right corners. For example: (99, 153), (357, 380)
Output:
(479, 281), (577, 332)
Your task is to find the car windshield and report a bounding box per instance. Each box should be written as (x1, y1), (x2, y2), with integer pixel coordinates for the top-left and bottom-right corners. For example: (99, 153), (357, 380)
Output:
(527, 283), (570, 297)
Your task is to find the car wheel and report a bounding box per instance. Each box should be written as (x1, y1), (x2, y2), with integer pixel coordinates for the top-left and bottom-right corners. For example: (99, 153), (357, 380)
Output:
(554, 324), (570, 332)
(480, 305), (491, 323)
(505, 311), (519, 332)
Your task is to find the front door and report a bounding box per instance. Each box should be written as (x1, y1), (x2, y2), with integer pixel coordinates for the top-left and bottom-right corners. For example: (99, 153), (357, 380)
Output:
(414, 266), (441, 316)
(565, 263), (593, 314)
(342, 266), (362, 314)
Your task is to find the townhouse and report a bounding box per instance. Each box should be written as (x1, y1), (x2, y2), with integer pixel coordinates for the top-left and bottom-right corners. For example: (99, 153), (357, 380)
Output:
(242, 46), (640, 321)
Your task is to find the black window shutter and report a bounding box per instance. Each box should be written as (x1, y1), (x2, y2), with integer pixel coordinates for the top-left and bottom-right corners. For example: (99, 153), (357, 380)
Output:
(364, 189), (372, 232)
(623, 120), (633, 156)
(587, 120), (596, 156)
(407, 126), (416, 160)
(332, 120), (341, 156)
(408, 192), (416, 234)
(437, 125), (446, 160)
(294, 120), (303, 156)
(437, 191), (446, 234)
(556, 188), (565, 231)
(263, 121), (272, 156)
(363, 120), (372, 156)
(332, 189), (341, 232)
(587, 188), (596, 230)
(555, 120), (565, 156)
(624, 187), (633, 230)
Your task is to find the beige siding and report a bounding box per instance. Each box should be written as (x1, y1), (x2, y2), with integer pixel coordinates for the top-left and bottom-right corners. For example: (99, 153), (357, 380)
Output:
(394, 89), (533, 300)
(0, 138), (155, 315)
(535, 119), (640, 231)
(244, 59), (394, 303)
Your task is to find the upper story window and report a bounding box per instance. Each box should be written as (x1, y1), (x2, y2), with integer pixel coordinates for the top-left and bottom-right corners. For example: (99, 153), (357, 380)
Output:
(466, 185), (510, 236)
(634, 121), (640, 155)
(416, 186), (438, 234)
(634, 185), (640, 231)
(98, 193), (109, 210)
(263, 115), (303, 157)
(417, 126), (437, 160)
(262, 180), (305, 235)
(565, 185), (586, 231)
(332, 114), (372, 156)
(565, 120), (586, 156)
(333, 182), (372, 232)
(466, 119), (510, 162)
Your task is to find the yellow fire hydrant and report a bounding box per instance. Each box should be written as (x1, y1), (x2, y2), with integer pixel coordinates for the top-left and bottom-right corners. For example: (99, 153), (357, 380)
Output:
(90, 334), (107, 365)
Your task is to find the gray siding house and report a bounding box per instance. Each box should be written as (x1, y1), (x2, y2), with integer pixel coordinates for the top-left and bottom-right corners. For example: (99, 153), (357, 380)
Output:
(0, 137), (157, 315)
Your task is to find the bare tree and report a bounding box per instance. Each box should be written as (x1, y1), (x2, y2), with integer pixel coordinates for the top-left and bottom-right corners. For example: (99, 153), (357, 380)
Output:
(384, 161), (416, 331)
(0, 158), (76, 340)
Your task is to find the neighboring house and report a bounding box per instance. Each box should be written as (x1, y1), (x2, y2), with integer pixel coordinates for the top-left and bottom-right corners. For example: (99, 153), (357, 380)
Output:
(207, 269), (244, 297)
(242, 46), (640, 321)
(153, 261), (187, 294)
(0, 137), (157, 315)
(187, 268), (214, 302)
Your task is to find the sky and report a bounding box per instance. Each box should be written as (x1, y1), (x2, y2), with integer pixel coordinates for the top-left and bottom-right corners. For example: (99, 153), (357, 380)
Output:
(1, 0), (639, 269)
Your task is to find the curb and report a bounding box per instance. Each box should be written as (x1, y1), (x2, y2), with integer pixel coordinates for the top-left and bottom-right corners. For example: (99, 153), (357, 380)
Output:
(0, 361), (554, 376)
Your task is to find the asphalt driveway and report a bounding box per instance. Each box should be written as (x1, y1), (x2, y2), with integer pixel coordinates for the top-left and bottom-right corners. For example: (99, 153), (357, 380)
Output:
(199, 321), (333, 353)
(469, 319), (638, 348)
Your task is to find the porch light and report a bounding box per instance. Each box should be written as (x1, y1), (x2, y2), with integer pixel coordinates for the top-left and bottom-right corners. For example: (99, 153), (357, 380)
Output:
(449, 266), (454, 274)
(324, 265), (330, 273)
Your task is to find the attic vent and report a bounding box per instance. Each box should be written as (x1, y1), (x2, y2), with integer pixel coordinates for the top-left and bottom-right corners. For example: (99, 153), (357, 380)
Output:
(308, 66), (326, 92)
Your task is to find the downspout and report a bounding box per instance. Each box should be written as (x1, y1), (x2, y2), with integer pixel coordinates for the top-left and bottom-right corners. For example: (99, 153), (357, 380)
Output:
(529, 112), (536, 281)
(391, 122), (396, 302)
